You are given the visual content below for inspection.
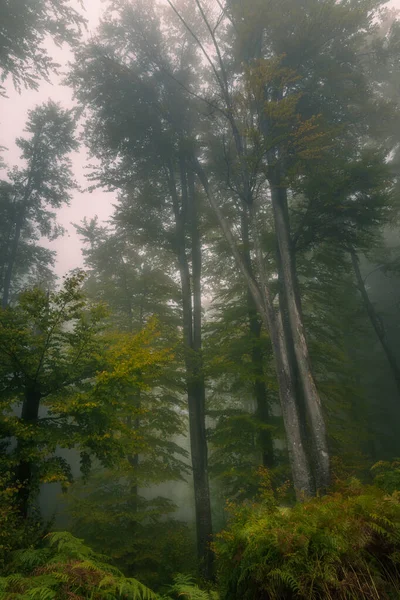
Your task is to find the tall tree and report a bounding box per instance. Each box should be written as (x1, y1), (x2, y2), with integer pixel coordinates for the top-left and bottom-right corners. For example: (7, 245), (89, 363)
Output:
(69, 0), (214, 577)
(0, 101), (78, 307)
(164, 0), (397, 496)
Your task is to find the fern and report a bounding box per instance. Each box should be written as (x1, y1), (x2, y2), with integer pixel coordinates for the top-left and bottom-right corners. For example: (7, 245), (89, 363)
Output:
(214, 480), (400, 599)
(268, 568), (301, 594)
(0, 532), (157, 600)
(161, 574), (219, 600)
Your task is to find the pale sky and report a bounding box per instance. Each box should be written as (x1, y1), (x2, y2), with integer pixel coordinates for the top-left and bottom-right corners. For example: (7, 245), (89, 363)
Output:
(0, 0), (400, 278)
(0, 0), (111, 278)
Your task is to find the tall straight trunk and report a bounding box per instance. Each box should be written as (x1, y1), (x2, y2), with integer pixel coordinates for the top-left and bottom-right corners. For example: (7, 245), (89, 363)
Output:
(241, 211), (274, 468)
(187, 168), (213, 579)
(2, 212), (23, 308)
(169, 159), (213, 578)
(15, 384), (41, 518)
(126, 301), (144, 527)
(0, 215), (16, 300)
(270, 181), (329, 491)
(351, 249), (400, 397)
(194, 160), (314, 498)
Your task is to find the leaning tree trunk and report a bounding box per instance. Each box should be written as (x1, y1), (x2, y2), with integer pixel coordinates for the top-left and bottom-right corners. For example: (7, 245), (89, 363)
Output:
(351, 249), (400, 398)
(275, 235), (309, 457)
(270, 180), (330, 492)
(194, 160), (314, 498)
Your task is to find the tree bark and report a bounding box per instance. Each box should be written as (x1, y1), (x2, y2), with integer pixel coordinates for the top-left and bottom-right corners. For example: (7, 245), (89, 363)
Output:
(2, 212), (23, 308)
(270, 181), (330, 492)
(351, 249), (400, 397)
(194, 160), (314, 498)
(187, 167), (213, 579)
(241, 210), (274, 468)
(169, 158), (213, 578)
(15, 384), (41, 518)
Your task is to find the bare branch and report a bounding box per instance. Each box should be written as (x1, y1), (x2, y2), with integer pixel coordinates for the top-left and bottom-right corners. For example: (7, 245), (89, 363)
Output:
(165, 0), (226, 96)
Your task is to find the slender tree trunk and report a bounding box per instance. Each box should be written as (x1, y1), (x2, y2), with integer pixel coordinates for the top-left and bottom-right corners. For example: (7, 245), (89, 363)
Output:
(126, 299), (144, 523)
(0, 215), (16, 299)
(194, 161), (314, 498)
(248, 299), (275, 468)
(241, 210), (274, 468)
(270, 181), (329, 492)
(127, 414), (140, 543)
(15, 384), (41, 518)
(2, 213), (23, 308)
(187, 167), (213, 579)
(169, 159), (213, 578)
(351, 249), (400, 397)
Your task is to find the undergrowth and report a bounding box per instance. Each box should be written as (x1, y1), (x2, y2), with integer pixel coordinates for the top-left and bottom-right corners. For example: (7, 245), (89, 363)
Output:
(0, 531), (157, 600)
(0, 532), (218, 600)
(214, 475), (400, 599)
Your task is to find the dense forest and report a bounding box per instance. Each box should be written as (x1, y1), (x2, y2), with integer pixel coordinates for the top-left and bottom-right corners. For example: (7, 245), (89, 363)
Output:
(2, 0), (400, 598)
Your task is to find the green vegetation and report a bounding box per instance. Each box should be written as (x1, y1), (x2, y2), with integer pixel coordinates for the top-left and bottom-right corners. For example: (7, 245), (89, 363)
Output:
(215, 471), (400, 599)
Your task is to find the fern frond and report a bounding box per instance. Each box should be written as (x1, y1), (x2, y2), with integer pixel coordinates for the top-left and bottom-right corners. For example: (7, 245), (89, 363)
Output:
(268, 568), (301, 593)
(162, 574), (219, 600)
(24, 585), (57, 600)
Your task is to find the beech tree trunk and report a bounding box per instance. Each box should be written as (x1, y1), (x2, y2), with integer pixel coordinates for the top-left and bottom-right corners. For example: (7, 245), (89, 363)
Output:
(2, 212), (23, 308)
(169, 158), (213, 579)
(194, 160), (314, 498)
(351, 250), (400, 397)
(15, 384), (41, 518)
(187, 167), (213, 579)
(248, 300), (275, 468)
(241, 211), (275, 467)
(270, 181), (330, 492)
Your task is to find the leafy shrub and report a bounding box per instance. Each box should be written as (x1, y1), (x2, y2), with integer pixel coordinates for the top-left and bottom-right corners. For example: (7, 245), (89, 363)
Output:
(214, 479), (400, 599)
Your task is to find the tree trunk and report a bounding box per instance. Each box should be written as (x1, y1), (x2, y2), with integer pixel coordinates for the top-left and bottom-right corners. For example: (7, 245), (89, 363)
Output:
(271, 182), (330, 492)
(267, 306), (315, 498)
(351, 249), (400, 397)
(169, 159), (213, 578)
(194, 160), (314, 498)
(15, 384), (41, 518)
(187, 167), (213, 579)
(241, 210), (275, 468)
(2, 212), (23, 308)
(248, 298), (275, 468)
